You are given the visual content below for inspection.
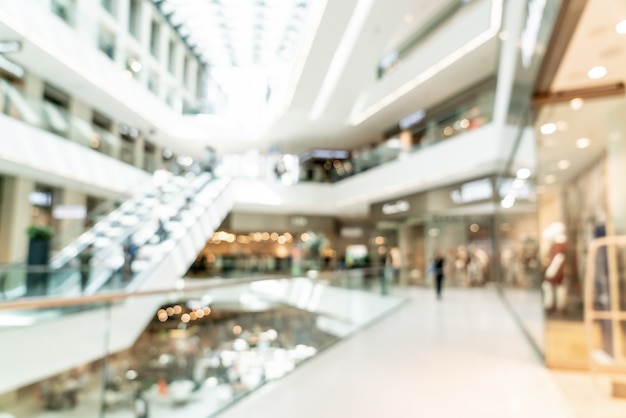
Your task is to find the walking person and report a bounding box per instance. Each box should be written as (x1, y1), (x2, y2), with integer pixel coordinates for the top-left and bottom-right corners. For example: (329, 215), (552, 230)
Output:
(433, 250), (446, 300)
(78, 244), (94, 293)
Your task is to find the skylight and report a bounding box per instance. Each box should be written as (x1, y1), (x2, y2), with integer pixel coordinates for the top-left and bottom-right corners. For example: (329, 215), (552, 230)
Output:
(155, 0), (313, 69)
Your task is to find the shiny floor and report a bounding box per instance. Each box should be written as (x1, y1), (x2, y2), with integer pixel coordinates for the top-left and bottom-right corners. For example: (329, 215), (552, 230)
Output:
(5, 286), (626, 417)
(218, 287), (624, 418)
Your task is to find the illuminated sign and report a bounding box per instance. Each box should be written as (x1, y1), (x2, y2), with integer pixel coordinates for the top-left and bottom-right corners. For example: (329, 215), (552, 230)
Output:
(450, 178), (493, 204)
(520, 0), (547, 68)
(0, 40), (22, 54)
(300, 149), (350, 163)
(53, 205), (87, 219)
(0, 55), (24, 78)
(29, 191), (52, 207)
(340, 227), (364, 238)
(291, 216), (308, 227)
(382, 200), (410, 215)
(399, 109), (426, 130)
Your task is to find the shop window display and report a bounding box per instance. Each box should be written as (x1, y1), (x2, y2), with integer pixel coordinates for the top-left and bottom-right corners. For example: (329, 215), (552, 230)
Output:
(538, 158), (607, 321)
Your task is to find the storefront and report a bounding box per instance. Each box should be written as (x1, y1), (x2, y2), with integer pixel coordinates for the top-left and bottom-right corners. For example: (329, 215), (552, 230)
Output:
(187, 213), (373, 277)
(371, 176), (538, 288)
(529, 0), (626, 374)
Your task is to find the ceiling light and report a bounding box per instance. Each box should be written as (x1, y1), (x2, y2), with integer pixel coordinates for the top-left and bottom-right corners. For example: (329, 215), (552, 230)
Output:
(128, 59), (142, 72)
(570, 98), (584, 110)
(516, 168), (531, 179)
(616, 19), (626, 34)
(588, 66), (607, 80)
(557, 160), (570, 170)
(540, 123), (557, 135)
(576, 137), (591, 149)
(385, 138), (402, 148)
(501, 196), (515, 209)
(545, 175), (556, 184)
(404, 13), (414, 23)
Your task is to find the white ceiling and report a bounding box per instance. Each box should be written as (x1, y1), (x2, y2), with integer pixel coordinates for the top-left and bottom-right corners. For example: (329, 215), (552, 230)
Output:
(0, 0), (501, 158)
(156, 0), (313, 68)
(551, 0), (626, 92)
(193, 0), (500, 155)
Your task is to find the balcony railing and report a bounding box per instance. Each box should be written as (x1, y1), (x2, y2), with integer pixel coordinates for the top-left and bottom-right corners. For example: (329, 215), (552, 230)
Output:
(0, 270), (403, 417)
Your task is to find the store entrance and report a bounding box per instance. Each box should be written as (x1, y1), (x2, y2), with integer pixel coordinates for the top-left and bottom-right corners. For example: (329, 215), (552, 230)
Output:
(423, 216), (494, 287)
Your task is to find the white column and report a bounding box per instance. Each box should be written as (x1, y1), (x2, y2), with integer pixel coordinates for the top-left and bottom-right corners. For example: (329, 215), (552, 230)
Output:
(115, 0), (131, 69)
(492, 0), (527, 126)
(134, 136), (145, 169)
(0, 177), (35, 263)
(139, 1), (152, 51)
(69, 98), (93, 147)
(75, 0), (100, 46)
(22, 73), (44, 99)
(56, 188), (87, 249)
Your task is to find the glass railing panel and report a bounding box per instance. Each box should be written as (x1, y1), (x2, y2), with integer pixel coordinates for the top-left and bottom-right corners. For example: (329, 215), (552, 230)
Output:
(0, 174), (220, 300)
(0, 265), (119, 300)
(0, 79), (126, 162)
(0, 274), (405, 417)
(296, 87), (494, 184)
(0, 300), (111, 417)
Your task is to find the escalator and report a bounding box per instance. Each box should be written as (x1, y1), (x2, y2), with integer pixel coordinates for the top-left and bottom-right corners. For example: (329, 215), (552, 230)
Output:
(0, 174), (236, 391)
(2, 173), (233, 299)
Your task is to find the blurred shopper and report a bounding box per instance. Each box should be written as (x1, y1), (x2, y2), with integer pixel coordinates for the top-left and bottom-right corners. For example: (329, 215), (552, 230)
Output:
(78, 244), (94, 293)
(123, 235), (139, 280)
(134, 390), (149, 418)
(432, 251), (446, 300)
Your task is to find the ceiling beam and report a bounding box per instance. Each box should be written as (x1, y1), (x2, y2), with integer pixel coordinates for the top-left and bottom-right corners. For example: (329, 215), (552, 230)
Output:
(533, 0), (589, 95)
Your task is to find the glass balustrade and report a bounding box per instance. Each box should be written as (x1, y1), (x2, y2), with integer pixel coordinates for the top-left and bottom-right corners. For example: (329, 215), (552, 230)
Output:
(0, 273), (405, 418)
(0, 79), (125, 161)
(0, 173), (228, 301)
(297, 90), (495, 184)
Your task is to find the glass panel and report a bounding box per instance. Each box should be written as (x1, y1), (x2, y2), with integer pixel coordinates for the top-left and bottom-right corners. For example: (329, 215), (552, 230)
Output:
(294, 87), (495, 184)
(0, 79), (126, 160)
(98, 27), (116, 60)
(50, 0), (75, 26)
(0, 275), (405, 416)
(101, 0), (115, 15)
(0, 301), (111, 417)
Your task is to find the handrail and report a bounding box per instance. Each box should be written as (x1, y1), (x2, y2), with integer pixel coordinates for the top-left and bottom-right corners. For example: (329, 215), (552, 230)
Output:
(0, 266), (383, 311)
(0, 274), (285, 311)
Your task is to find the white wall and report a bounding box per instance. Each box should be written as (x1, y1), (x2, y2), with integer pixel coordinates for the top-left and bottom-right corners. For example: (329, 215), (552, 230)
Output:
(0, 113), (151, 197)
(233, 123), (510, 216)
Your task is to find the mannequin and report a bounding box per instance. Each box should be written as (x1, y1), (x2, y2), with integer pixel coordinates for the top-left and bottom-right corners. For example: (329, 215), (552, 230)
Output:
(542, 222), (567, 314)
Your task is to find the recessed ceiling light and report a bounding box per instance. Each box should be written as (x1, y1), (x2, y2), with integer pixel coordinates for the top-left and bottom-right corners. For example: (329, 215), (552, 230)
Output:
(576, 137), (591, 149)
(516, 168), (531, 179)
(570, 98), (584, 110)
(545, 175), (556, 184)
(404, 13), (414, 23)
(540, 123), (557, 135)
(588, 66), (607, 79)
(557, 160), (570, 170)
(616, 19), (626, 34)
(501, 196), (515, 209)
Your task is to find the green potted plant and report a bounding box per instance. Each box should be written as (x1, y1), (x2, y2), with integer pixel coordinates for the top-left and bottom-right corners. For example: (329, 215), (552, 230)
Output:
(27, 225), (54, 240)
(26, 225), (54, 296)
